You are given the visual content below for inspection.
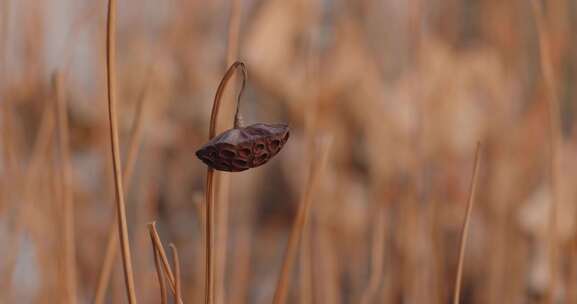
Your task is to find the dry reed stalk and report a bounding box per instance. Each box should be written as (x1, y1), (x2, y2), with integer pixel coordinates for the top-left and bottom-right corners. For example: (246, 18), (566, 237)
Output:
(0, 101), (55, 295)
(314, 203), (340, 304)
(359, 206), (386, 304)
(571, 247), (577, 302)
(21, 1), (43, 80)
(48, 118), (67, 302)
(272, 137), (332, 304)
(530, 2), (563, 303)
(93, 66), (149, 304)
(170, 244), (183, 303)
(298, 2), (323, 300)
(148, 222), (184, 304)
(431, 193), (450, 304)
(0, 0), (8, 81)
(0, 0), (11, 208)
(43, 143), (66, 302)
(1, 104), (54, 303)
(60, 1), (104, 76)
(0, 0), (9, 214)
(111, 265), (125, 303)
(53, 72), (78, 304)
(452, 143), (482, 304)
(203, 61), (247, 304)
(204, 135), (215, 304)
(148, 222), (175, 281)
(228, 210), (253, 304)
(0, 101), (15, 211)
(299, 226), (313, 304)
(407, 1), (436, 303)
(104, 0), (137, 302)
(201, 176), (208, 302)
(152, 241), (168, 304)
(486, 193), (508, 304)
(215, 2), (242, 304)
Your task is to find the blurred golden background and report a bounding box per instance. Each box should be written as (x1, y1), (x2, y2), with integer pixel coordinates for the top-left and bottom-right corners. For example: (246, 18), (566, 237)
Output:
(1, 0), (576, 303)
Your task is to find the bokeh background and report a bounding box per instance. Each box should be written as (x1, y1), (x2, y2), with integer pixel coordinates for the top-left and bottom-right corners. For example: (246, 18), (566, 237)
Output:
(1, 0), (577, 303)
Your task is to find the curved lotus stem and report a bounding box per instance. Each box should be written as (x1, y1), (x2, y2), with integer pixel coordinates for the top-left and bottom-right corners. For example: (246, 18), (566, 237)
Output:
(209, 61), (247, 137)
(205, 61), (247, 304)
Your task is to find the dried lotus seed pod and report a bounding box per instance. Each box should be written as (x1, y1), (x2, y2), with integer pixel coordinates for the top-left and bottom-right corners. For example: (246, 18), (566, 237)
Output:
(196, 123), (289, 172)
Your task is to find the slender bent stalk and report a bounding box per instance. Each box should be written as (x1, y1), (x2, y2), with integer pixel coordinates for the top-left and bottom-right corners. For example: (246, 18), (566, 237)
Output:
(452, 143), (482, 304)
(105, 0), (137, 302)
(204, 62), (247, 304)
(148, 222), (184, 304)
(151, 236), (167, 304)
(170, 244), (182, 304)
(94, 67), (149, 304)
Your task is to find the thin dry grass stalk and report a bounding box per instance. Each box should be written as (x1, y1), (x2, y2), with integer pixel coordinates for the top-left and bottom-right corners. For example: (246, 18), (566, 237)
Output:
(53, 72), (77, 304)
(0, 0), (10, 202)
(93, 67), (149, 304)
(0, 0), (8, 76)
(530, 2), (563, 303)
(2, 100), (54, 272)
(359, 205), (386, 304)
(148, 222), (184, 304)
(0, 101), (15, 215)
(204, 61), (247, 304)
(299, 228), (313, 304)
(1, 101), (55, 299)
(170, 244), (182, 304)
(272, 137), (332, 304)
(48, 123), (66, 302)
(104, 0), (137, 302)
(452, 143), (482, 304)
(151, 233), (167, 304)
(0, 0), (10, 209)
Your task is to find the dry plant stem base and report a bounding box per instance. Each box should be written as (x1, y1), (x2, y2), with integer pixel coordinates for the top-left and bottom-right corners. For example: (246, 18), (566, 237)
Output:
(105, 0), (137, 302)
(452, 143), (482, 304)
(272, 138), (331, 304)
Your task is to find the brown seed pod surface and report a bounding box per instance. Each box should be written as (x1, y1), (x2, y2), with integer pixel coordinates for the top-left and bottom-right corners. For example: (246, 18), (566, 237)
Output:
(196, 123), (290, 172)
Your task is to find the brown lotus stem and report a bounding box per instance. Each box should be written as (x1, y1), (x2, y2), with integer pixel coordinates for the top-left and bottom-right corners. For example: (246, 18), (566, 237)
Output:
(209, 61), (247, 133)
(205, 61), (246, 304)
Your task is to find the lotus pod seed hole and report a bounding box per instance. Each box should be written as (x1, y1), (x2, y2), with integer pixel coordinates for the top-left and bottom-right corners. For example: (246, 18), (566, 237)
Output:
(219, 149), (236, 159)
(239, 148), (252, 157)
(255, 143), (265, 152)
